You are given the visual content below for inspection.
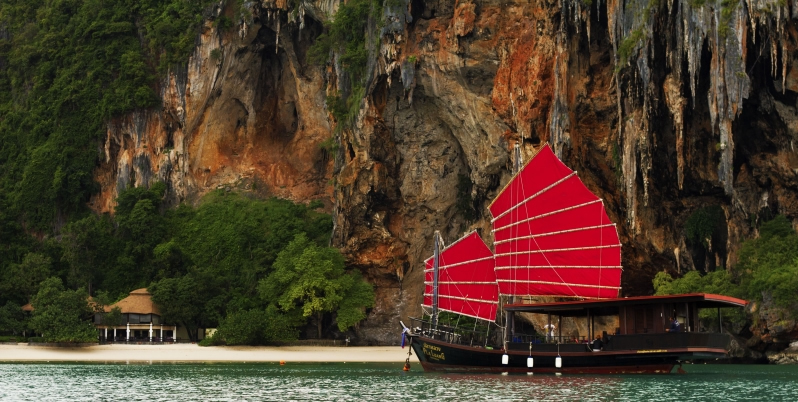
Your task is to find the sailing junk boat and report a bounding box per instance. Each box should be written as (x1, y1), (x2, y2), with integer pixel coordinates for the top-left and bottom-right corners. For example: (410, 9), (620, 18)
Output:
(403, 144), (747, 374)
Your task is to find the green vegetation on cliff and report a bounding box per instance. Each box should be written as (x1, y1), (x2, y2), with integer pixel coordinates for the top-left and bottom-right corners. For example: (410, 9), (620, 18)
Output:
(655, 215), (798, 319)
(308, 0), (384, 129)
(0, 0), (215, 233)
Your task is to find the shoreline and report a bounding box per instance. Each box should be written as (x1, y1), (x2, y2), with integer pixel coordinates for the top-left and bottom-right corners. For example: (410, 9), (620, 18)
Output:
(0, 343), (409, 363)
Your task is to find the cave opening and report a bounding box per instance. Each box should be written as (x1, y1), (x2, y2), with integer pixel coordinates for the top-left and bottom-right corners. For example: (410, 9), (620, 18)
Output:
(411, 0), (429, 20)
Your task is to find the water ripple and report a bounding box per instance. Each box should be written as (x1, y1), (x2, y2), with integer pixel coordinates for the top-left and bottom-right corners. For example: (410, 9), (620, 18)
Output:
(1, 363), (796, 401)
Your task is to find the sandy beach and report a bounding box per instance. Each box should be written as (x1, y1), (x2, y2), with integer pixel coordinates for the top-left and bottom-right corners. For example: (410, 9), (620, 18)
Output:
(0, 343), (409, 363)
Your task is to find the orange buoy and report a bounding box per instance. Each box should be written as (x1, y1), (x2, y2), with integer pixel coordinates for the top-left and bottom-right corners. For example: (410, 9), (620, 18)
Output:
(403, 361), (411, 371)
(279, 360), (286, 365)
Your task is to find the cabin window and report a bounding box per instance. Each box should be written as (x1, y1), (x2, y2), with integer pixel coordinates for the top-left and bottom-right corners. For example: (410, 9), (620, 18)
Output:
(129, 314), (140, 324)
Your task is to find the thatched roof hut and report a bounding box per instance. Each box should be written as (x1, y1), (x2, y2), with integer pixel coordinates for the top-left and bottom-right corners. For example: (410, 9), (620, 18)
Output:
(106, 288), (161, 315)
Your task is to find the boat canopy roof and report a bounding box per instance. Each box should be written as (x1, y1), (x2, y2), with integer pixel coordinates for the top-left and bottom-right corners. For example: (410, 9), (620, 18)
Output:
(505, 293), (747, 316)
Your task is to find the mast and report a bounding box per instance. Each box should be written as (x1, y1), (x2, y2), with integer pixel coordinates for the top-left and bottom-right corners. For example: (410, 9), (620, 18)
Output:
(505, 143), (522, 343)
(510, 141), (521, 304)
(431, 230), (441, 328)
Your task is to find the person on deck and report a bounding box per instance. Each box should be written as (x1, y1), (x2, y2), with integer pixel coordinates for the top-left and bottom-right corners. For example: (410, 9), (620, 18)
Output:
(666, 316), (681, 332)
(544, 324), (556, 342)
(591, 335), (603, 351)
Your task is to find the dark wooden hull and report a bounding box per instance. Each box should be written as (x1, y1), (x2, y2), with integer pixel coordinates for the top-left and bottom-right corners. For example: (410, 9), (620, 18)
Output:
(408, 334), (730, 374)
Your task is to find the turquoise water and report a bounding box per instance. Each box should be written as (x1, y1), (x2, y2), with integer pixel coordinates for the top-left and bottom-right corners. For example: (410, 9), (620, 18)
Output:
(1, 362), (797, 401)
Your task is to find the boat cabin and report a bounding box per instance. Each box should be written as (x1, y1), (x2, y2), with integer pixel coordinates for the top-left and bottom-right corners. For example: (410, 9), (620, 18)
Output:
(503, 293), (747, 353)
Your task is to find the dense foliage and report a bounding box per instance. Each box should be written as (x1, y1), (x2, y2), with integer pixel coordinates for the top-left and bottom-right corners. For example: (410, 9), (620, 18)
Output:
(259, 234), (375, 338)
(28, 277), (98, 343)
(200, 306), (305, 346)
(655, 215), (798, 321)
(0, 0), (215, 234)
(0, 187), (374, 343)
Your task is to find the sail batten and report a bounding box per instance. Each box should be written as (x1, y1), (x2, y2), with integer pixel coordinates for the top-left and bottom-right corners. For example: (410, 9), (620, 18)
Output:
(492, 200), (604, 233)
(423, 256), (496, 272)
(423, 294), (500, 304)
(495, 265), (623, 270)
(495, 244), (621, 255)
(491, 172), (577, 223)
(494, 223), (617, 244)
(496, 280), (622, 289)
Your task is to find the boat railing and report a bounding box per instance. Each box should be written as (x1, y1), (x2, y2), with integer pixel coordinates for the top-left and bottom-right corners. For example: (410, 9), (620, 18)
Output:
(410, 318), (574, 348)
(510, 334), (581, 344)
(409, 317), (500, 348)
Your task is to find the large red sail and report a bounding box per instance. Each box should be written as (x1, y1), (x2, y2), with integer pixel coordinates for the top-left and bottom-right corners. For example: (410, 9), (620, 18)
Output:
(422, 232), (498, 321)
(488, 144), (622, 299)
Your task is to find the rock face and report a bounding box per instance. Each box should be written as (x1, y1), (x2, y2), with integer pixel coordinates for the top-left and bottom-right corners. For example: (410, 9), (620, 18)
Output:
(93, 1), (335, 213)
(746, 294), (798, 354)
(766, 341), (798, 364)
(94, 0), (798, 345)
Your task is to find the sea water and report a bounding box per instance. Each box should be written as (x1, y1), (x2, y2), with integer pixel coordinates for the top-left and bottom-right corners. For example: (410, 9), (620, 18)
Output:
(1, 362), (797, 401)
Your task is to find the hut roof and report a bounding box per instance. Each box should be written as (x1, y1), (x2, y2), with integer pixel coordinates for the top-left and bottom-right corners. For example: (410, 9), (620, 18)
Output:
(106, 288), (161, 315)
(22, 297), (99, 312)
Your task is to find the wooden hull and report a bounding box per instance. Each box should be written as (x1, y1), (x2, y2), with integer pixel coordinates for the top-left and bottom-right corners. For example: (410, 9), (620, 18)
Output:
(408, 335), (729, 374)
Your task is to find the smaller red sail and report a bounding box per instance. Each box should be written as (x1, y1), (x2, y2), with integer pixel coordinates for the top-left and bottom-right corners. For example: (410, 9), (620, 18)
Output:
(422, 231), (498, 321)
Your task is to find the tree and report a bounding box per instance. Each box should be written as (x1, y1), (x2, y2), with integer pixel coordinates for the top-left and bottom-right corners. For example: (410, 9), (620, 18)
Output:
(734, 216), (798, 315)
(334, 271), (375, 332)
(60, 215), (118, 295)
(0, 196), (33, 306)
(259, 234), (374, 338)
(0, 252), (52, 304)
(149, 275), (205, 341)
(205, 306), (303, 346)
(102, 306), (125, 327)
(0, 301), (27, 335)
(29, 277), (98, 343)
(152, 240), (190, 280)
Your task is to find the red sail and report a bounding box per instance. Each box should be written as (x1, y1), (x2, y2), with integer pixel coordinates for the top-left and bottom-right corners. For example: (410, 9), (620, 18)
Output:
(423, 232), (498, 321)
(488, 144), (622, 299)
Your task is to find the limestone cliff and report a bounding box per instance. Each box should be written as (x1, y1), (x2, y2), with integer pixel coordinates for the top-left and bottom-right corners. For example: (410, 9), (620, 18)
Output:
(94, 0), (798, 346)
